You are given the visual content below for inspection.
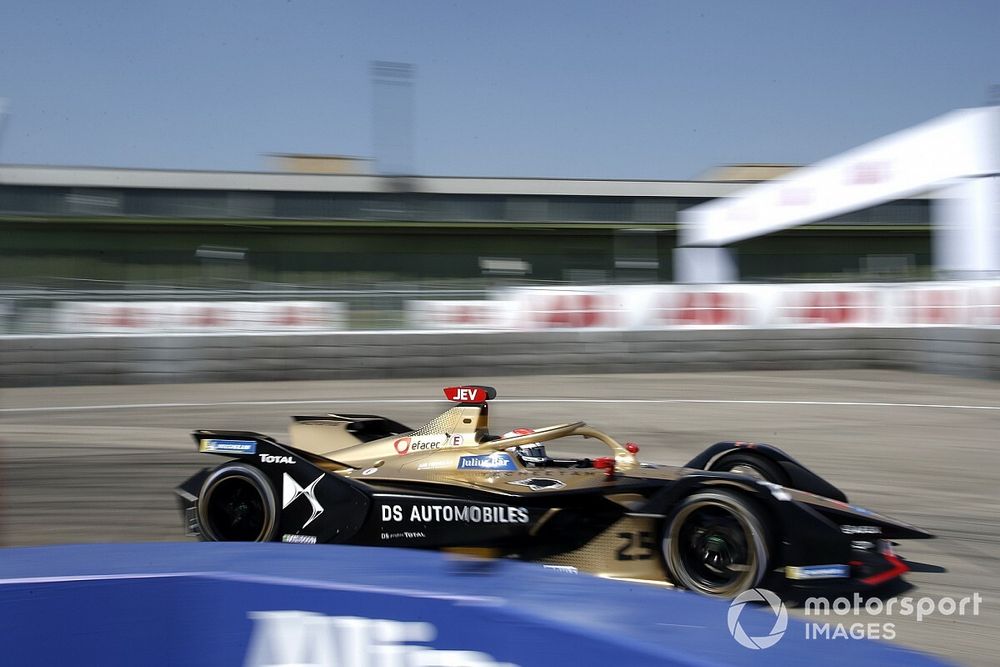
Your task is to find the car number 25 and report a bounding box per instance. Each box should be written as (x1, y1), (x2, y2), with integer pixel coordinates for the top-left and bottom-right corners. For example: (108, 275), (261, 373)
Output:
(615, 530), (655, 561)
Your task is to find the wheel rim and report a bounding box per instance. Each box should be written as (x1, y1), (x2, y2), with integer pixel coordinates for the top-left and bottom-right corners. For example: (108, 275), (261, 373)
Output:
(727, 463), (766, 480)
(668, 500), (760, 596)
(204, 477), (268, 541)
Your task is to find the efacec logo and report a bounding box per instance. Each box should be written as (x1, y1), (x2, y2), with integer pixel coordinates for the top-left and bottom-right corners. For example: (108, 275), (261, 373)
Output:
(728, 588), (983, 648)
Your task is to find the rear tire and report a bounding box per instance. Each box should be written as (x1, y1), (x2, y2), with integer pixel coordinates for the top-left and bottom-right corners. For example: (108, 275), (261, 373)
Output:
(710, 452), (789, 486)
(662, 490), (770, 598)
(198, 463), (278, 542)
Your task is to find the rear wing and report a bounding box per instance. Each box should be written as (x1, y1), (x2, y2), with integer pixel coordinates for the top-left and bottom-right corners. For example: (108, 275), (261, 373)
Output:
(291, 414), (412, 443)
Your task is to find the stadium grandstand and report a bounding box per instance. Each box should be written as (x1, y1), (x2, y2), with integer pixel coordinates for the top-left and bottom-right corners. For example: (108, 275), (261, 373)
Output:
(0, 162), (931, 287)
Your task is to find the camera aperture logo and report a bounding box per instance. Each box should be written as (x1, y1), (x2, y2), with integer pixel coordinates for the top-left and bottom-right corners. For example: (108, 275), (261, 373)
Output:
(727, 588), (788, 649)
(727, 589), (983, 648)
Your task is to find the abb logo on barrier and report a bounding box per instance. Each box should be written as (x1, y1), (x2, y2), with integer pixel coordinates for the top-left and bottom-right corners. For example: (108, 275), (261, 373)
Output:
(657, 292), (746, 326)
(448, 305), (488, 326)
(188, 306), (228, 327)
(405, 282), (1000, 331)
(784, 291), (875, 325)
(59, 301), (340, 333)
(275, 305), (324, 327)
(96, 305), (149, 329)
(970, 286), (1000, 325)
(533, 294), (616, 328)
(905, 289), (963, 325)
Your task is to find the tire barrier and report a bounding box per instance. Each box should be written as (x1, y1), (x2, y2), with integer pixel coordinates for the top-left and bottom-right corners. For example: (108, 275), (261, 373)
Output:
(1, 326), (998, 387)
(0, 543), (947, 667)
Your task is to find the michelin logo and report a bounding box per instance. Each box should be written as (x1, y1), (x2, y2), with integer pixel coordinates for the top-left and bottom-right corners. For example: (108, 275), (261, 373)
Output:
(199, 438), (257, 454)
(458, 453), (517, 471)
(785, 564), (850, 580)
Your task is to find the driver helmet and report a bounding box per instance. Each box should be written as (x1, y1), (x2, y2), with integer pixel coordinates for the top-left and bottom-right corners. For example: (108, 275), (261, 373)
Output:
(503, 427), (548, 465)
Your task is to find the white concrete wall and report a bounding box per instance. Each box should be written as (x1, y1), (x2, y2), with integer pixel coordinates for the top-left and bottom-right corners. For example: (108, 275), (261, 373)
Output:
(2, 327), (997, 387)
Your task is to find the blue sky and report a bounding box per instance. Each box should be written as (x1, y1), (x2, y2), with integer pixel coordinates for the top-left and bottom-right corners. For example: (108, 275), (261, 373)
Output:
(0, 1), (997, 179)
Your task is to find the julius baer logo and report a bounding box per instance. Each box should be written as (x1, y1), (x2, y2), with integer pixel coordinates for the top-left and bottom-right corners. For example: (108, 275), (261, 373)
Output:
(727, 588), (983, 649)
(457, 453), (517, 471)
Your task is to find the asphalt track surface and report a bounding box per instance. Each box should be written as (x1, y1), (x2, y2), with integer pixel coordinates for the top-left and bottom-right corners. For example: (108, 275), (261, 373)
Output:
(2, 370), (998, 665)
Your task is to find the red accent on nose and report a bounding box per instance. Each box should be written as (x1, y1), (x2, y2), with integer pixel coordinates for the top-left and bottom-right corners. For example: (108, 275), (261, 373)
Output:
(860, 554), (909, 586)
(625, 442), (640, 454)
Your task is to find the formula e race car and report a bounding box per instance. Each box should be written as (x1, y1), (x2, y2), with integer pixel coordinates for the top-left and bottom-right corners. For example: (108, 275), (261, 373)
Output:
(175, 385), (932, 598)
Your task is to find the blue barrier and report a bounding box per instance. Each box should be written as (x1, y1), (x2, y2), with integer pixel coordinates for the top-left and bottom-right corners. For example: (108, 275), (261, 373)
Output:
(0, 543), (948, 667)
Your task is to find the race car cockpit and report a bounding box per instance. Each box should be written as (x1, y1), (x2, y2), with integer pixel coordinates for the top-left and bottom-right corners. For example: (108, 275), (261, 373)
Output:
(500, 427), (600, 468)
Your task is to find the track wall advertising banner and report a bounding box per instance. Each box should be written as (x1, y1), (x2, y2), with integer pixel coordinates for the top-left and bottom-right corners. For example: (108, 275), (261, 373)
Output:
(407, 282), (1000, 330)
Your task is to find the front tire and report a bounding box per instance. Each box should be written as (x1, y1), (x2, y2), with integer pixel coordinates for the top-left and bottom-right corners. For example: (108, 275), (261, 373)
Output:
(198, 463), (278, 542)
(662, 490), (770, 598)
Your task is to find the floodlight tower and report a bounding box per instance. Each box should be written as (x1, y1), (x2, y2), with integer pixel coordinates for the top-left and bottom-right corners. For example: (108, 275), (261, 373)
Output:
(371, 61), (416, 179)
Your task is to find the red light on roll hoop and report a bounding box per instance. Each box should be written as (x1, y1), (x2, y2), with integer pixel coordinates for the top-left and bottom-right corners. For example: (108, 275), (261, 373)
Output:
(625, 442), (640, 454)
(593, 456), (616, 479)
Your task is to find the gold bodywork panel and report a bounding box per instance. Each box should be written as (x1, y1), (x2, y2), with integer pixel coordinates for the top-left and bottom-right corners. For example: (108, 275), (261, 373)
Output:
(320, 406), (487, 467)
(539, 515), (669, 583)
(289, 420), (363, 458)
(308, 403), (654, 495)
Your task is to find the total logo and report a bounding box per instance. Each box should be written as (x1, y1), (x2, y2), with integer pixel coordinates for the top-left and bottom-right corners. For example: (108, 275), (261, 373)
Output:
(260, 453), (295, 464)
(393, 436), (443, 455)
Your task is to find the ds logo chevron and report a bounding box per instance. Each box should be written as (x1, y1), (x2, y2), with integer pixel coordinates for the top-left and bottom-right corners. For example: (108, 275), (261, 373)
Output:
(282, 472), (324, 529)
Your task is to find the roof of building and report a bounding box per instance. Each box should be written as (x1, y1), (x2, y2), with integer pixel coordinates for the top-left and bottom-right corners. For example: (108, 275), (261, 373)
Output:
(0, 164), (745, 197)
(0, 163), (933, 199)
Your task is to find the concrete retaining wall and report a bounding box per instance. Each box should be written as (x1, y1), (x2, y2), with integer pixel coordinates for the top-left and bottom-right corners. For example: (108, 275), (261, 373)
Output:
(2, 328), (998, 387)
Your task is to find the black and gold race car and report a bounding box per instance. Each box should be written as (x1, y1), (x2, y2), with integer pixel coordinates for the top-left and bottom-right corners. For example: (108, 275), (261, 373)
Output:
(176, 385), (931, 598)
